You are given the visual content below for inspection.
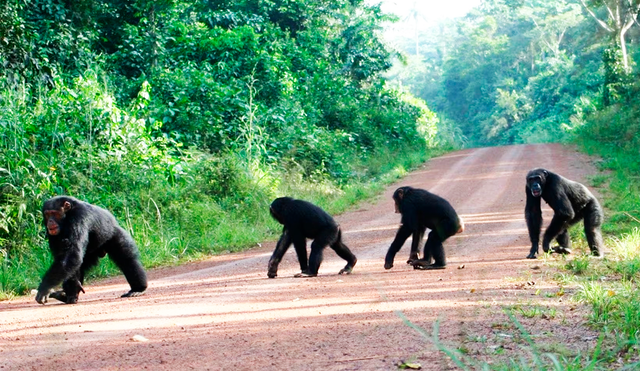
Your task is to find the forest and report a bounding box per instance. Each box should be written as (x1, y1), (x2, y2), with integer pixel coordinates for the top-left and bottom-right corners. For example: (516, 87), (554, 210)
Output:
(1, 0), (640, 367)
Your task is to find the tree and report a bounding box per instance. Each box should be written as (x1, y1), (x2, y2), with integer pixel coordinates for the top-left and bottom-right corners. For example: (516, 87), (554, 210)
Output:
(578, 0), (640, 70)
(520, 0), (584, 59)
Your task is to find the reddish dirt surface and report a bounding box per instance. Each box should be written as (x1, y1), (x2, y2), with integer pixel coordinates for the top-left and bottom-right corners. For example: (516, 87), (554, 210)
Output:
(0, 144), (602, 370)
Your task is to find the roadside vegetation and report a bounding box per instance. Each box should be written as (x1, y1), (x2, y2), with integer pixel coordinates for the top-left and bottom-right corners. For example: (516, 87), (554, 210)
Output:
(0, 0), (462, 299)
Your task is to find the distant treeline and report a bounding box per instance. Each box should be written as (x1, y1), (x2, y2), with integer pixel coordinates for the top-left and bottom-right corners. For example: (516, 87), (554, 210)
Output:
(390, 0), (640, 146)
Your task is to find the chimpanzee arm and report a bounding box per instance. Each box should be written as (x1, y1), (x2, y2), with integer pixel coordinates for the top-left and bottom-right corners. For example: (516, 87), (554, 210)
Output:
(525, 190), (542, 259)
(267, 228), (292, 278)
(384, 224), (412, 269)
(36, 241), (85, 304)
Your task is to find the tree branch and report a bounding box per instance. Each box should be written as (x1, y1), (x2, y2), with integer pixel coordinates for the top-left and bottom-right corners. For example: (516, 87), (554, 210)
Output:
(578, 0), (614, 31)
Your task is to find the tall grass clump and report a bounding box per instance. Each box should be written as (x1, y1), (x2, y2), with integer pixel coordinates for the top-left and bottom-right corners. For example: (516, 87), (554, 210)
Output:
(571, 96), (640, 358)
(399, 314), (624, 371)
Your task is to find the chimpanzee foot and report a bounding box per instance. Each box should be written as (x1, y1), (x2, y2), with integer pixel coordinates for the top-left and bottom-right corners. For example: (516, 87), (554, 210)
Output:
(293, 272), (317, 278)
(339, 265), (355, 275)
(48, 290), (68, 303)
(49, 291), (79, 304)
(339, 259), (356, 275)
(384, 261), (393, 270)
(552, 246), (571, 255)
(413, 261), (446, 270)
(406, 254), (420, 265)
(267, 271), (277, 278)
(121, 290), (145, 298)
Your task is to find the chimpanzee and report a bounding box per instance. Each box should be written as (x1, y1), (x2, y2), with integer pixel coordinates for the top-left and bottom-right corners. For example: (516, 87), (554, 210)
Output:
(35, 196), (148, 304)
(267, 197), (357, 278)
(525, 168), (604, 259)
(385, 186), (464, 270)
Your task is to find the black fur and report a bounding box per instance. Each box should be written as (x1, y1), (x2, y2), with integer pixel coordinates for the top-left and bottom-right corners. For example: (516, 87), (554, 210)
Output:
(36, 196), (147, 304)
(385, 186), (463, 270)
(268, 197), (357, 278)
(525, 168), (604, 259)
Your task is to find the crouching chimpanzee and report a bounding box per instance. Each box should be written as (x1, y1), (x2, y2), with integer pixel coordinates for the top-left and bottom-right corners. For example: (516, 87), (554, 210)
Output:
(35, 196), (148, 304)
(385, 186), (464, 270)
(267, 197), (357, 278)
(525, 168), (604, 259)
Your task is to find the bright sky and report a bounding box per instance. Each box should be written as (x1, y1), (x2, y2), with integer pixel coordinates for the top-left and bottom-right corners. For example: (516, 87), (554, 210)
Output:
(376, 0), (481, 21)
(370, 0), (481, 37)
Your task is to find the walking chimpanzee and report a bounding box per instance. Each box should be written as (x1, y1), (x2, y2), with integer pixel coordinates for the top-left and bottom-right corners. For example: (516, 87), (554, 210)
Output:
(267, 197), (357, 278)
(385, 186), (464, 270)
(36, 196), (147, 304)
(525, 168), (604, 259)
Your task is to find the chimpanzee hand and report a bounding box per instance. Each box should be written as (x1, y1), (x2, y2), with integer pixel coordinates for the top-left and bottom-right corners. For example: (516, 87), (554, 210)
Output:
(35, 290), (49, 304)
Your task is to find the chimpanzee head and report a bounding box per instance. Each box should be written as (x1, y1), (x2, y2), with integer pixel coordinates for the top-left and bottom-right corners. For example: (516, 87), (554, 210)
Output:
(392, 186), (412, 214)
(526, 169), (548, 198)
(269, 197), (294, 224)
(42, 197), (73, 236)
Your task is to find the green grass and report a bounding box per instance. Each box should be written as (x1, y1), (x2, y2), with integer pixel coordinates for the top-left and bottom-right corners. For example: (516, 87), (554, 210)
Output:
(0, 140), (436, 298)
(410, 315), (627, 371)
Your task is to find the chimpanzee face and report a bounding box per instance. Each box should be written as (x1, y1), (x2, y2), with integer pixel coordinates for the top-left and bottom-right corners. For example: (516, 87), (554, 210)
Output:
(392, 187), (407, 214)
(526, 170), (547, 198)
(43, 201), (71, 236)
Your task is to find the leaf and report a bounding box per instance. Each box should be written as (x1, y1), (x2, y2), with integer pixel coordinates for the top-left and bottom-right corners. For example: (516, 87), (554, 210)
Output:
(398, 362), (422, 369)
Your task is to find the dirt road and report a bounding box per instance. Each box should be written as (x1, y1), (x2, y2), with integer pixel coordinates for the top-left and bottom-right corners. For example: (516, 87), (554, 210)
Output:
(0, 144), (601, 370)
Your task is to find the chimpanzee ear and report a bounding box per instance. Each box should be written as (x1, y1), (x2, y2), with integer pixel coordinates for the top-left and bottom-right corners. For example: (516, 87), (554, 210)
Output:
(397, 189), (404, 200)
(543, 170), (548, 176)
(63, 201), (72, 212)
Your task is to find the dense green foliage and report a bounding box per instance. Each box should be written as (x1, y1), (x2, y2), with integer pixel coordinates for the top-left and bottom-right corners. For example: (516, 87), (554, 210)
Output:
(389, 0), (639, 146)
(0, 0), (459, 297)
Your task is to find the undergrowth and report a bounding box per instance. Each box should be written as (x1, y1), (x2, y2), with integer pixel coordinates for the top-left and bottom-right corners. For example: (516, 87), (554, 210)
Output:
(0, 72), (450, 299)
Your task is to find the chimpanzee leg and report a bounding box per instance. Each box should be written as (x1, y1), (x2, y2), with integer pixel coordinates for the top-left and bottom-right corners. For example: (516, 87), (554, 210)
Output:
(329, 228), (357, 275)
(408, 229), (424, 265)
(542, 214), (570, 253)
(291, 234), (309, 275)
(105, 229), (147, 297)
(414, 231), (446, 270)
(554, 229), (572, 255)
(584, 202), (604, 257)
(49, 252), (99, 304)
(49, 274), (82, 304)
(414, 218), (459, 270)
(420, 230), (432, 265)
(305, 228), (337, 276)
